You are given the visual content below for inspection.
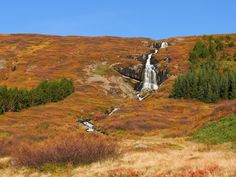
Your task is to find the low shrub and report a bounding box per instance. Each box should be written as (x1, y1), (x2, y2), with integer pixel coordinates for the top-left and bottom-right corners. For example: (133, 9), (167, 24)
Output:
(0, 138), (19, 157)
(94, 113), (107, 120)
(11, 134), (118, 168)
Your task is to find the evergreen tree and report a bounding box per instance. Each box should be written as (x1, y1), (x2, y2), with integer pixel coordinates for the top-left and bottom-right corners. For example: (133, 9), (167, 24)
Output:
(173, 37), (236, 103)
(0, 78), (74, 115)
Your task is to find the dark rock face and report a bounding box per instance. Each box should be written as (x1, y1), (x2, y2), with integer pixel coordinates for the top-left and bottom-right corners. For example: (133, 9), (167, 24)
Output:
(116, 64), (143, 81)
(150, 42), (162, 49)
(155, 68), (169, 85)
(126, 54), (146, 61)
(116, 42), (170, 92)
(116, 62), (169, 91)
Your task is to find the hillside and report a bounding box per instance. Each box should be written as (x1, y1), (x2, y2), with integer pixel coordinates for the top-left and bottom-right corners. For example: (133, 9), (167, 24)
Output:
(0, 33), (236, 176)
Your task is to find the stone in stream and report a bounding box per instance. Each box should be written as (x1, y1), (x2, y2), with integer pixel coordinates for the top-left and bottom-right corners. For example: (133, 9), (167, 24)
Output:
(80, 120), (96, 132)
(134, 143), (148, 149)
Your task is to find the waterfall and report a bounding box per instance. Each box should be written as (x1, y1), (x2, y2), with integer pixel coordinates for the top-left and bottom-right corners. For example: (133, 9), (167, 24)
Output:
(161, 42), (168, 48)
(141, 53), (158, 91)
(137, 42), (168, 100)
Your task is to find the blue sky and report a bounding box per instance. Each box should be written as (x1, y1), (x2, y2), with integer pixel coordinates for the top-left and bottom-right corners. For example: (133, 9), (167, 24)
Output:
(0, 0), (235, 39)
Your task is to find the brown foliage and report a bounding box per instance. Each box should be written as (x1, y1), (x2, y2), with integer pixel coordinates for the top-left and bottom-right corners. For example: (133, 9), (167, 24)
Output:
(107, 166), (221, 177)
(154, 165), (220, 177)
(11, 134), (118, 167)
(0, 139), (14, 157)
(108, 168), (144, 177)
(0, 34), (236, 141)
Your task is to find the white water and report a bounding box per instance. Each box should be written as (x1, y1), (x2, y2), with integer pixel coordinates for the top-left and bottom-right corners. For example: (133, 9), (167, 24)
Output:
(82, 121), (96, 132)
(108, 107), (119, 116)
(161, 42), (168, 48)
(141, 53), (158, 91)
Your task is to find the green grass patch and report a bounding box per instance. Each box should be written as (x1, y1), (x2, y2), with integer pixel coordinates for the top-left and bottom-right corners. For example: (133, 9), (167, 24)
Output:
(192, 114), (236, 144)
(94, 63), (106, 76)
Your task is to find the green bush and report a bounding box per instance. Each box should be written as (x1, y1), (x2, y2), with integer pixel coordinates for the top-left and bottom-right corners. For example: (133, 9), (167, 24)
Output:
(228, 41), (235, 48)
(0, 78), (74, 114)
(189, 40), (210, 65)
(215, 37), (224, 51)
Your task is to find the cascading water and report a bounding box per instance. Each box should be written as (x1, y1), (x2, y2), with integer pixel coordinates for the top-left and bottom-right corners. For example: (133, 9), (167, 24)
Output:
(137, 42), (168, 100)
(141, 53), (158, 91)
(161, 42), (168, 48)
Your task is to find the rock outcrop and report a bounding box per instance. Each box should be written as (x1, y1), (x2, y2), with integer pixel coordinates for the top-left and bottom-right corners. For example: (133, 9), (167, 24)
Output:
(115, 64), (143, 81)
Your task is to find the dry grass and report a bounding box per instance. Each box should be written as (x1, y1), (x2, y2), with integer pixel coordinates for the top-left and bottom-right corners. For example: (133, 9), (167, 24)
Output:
(0, 136), (236, 176)
(71, 136), (236, 177)
(10, 134), (118, 168)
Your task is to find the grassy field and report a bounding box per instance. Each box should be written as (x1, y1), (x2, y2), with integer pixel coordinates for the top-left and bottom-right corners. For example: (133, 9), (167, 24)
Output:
(193, 114), (236, 145)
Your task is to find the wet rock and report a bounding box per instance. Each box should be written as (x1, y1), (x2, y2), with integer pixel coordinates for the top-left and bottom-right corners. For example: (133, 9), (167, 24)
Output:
(126, 54), (146, 61)
(134, 143), (148, 149)
(79, 119), (96, 132)
(115, 43), (170, 97)
(116, 64), (143, 81)
(155, 68), (169, 85)
(150, 42), (162, 49)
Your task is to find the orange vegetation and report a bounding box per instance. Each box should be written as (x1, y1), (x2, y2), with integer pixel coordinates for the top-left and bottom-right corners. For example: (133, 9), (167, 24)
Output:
(11, 133), (118, 168)
(0, 33), (235, 142)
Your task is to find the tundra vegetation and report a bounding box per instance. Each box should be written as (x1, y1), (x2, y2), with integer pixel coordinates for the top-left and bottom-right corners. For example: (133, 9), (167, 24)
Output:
(0, 34), (235, 176)
(11, 134), (118, 168)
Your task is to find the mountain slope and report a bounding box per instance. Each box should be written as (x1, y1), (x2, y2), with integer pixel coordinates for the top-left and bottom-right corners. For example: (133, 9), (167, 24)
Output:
(0, 33), (235, 140)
